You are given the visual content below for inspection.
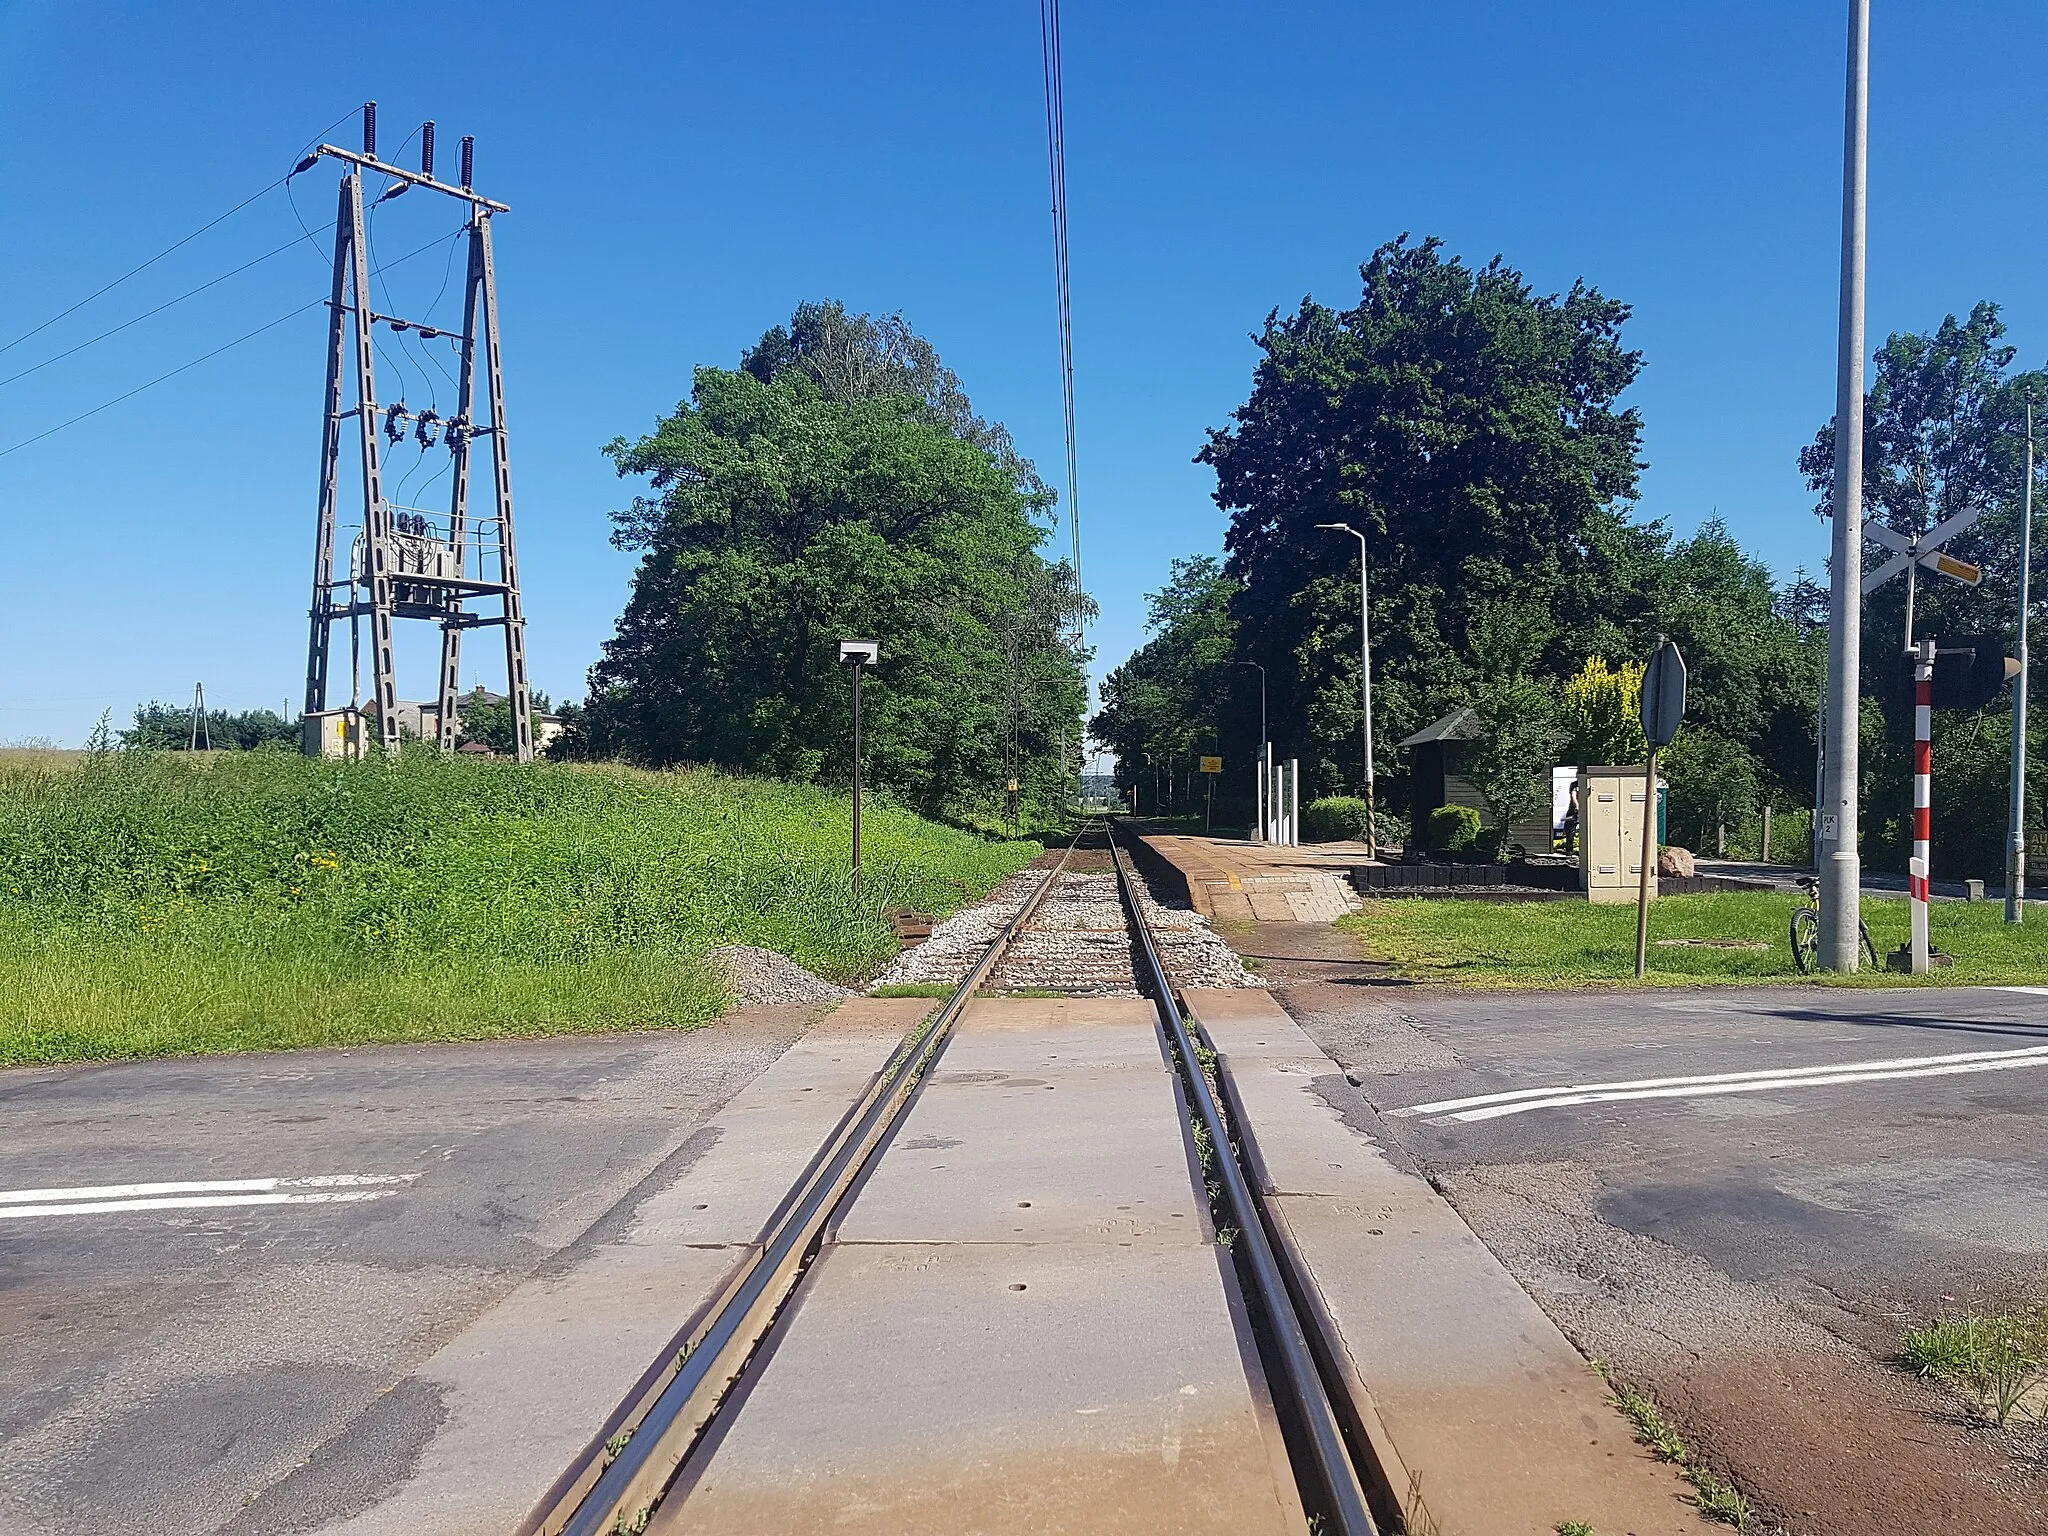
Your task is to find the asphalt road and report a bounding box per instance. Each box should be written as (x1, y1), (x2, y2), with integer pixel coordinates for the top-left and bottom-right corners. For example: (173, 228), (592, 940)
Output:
(0, 1011), (813, 1536)
(1279, 970), (2048, 1534)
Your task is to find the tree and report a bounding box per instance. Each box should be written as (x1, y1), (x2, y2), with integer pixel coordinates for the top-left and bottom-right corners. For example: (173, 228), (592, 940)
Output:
(1560, 657), (1646, 767)
(1091, 558), (1238, 810)
(457, 689), (552, 755)
(1199, 235), (1650, 799)
(1802, 302), (2047, 672)
(122, 702), (297, 751)
(580, 304), (1088, 820)
(1462, 677), (1565, 855)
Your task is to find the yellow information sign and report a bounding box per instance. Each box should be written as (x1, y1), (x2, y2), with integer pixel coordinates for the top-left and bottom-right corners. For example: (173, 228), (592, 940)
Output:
(1199, 756), (1223, 774)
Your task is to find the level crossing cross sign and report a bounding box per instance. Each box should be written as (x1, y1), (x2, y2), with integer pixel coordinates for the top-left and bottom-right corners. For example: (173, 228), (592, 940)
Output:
(1861, 510), (1985, 594)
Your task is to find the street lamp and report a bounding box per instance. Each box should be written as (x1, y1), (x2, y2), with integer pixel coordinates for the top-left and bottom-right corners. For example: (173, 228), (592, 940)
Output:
(1317, 522), (1377, 858)
(840, 639), (879, 890)
(1235, 660), (1267, 841)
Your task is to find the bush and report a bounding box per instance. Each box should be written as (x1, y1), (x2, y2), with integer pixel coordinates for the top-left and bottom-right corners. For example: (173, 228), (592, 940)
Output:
(1301, 796), (1371, 843)
(1426, 803), (1482, 853)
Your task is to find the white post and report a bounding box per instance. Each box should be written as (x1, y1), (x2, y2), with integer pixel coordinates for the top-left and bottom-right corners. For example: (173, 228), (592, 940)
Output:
(1289, 758), (1300, 846)
(1255, 756), (1266, 844)
(2008, 399), (2033, 923)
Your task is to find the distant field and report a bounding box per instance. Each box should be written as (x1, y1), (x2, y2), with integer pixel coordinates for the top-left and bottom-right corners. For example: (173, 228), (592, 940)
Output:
(0, 749), (1039, 1066)
(1340, 890), (2048, 988)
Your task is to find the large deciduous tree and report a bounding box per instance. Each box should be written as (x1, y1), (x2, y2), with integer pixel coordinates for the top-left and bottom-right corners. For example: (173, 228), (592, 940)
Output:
(1090, 557), (1238, 809)
(1199, 235), (1651, 797)
(577, 304), (1089, 820)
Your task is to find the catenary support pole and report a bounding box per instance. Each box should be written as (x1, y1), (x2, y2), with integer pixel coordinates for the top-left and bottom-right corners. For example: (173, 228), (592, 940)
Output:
(1911, 638), (1934, 970)
(2009, 400), (2034, 923)
(1820, 0), (1871, 970)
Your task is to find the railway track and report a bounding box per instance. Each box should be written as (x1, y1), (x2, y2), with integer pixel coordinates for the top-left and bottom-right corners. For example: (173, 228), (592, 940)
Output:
(522, 820), (1388, 1536)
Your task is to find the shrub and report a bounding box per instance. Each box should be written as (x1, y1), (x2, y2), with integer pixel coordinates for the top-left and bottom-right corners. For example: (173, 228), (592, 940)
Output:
(1426, 803), (1482, 853)
(1301, 796), (1371, 843)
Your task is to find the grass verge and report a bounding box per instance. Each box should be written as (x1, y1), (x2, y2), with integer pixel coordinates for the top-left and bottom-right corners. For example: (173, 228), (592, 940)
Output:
(1339, 889), (2048, 987)
(1593, 1362), (1754, 1530)
(0, 748), (1039, 1066)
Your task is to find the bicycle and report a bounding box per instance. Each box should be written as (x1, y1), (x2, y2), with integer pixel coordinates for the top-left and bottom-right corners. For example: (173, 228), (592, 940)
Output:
(1789, 874), (1878, 973)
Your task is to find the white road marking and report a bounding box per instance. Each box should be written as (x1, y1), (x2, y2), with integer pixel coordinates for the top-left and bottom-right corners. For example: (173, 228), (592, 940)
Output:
(0, 1173), (417, 1219)
(1390, 1043), (2048, 1124)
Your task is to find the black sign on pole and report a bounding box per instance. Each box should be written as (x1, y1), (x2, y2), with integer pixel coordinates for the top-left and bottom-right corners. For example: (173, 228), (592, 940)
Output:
(1641, 639), (1688, 749)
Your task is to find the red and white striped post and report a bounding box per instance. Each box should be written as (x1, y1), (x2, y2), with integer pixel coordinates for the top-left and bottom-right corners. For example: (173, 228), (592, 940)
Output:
(1909, 638), (1935, 974)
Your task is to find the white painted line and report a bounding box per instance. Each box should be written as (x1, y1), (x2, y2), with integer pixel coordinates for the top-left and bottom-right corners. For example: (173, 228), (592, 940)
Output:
(1388, 1043), (2048, 1119)
(1396, 1051), (2048, 1125)
(1998, 986), (2048, 996)
(0, 1190), (400, 1219)
(0, 1173), (417, 1217)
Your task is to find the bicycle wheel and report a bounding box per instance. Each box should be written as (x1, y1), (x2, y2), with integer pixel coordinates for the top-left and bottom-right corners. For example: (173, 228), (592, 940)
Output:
(1790, 907), (1819, 974)
(1860, 922), (1880, 970)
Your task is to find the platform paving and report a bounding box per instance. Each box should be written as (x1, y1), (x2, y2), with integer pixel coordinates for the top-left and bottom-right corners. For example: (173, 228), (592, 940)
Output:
(1183, 987), (1694, 1536)
(1138, 832), (1364, 924)
(660, 997), (1306, 1535)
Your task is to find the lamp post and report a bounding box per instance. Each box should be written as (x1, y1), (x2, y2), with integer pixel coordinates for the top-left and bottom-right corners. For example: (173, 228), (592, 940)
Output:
(1317, 522), (1377, 858)
(2009, 397), (2035, 923)
(1236, 660), (1267, 840)
(839, 640), (879, 890)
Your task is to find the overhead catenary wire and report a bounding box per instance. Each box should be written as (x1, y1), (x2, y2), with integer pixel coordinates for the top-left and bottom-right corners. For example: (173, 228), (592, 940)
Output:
(0, 226), (465, 463)
(1039, 0), (1083, 635)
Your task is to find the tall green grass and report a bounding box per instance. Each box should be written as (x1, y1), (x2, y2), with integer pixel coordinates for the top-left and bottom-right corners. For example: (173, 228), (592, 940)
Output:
(0, 747), (1039, 1064)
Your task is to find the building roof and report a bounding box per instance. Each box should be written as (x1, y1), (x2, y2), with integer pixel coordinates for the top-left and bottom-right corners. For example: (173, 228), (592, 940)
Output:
(1397, 707), (1483, 748)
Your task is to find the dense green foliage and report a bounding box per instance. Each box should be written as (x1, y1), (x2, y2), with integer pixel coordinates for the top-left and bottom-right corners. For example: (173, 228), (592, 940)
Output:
(123, 701), (298, 751)
(1798, 301), (2048, 877)
(575, 303), (1088, 824)
(0, 748), (1037, 1065)
(1425, 804), (1482, 853)
(1099, 237), (1824, 843)
(1300, 795), (1373, 843)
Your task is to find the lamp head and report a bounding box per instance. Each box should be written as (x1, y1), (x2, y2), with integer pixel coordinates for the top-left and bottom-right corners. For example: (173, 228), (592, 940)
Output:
(838, 639), (880, 665)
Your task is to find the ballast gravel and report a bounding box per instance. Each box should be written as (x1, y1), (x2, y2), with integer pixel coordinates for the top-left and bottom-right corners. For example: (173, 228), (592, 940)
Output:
(708, 945), (853, 1008)
(865, 865), (1263, 997)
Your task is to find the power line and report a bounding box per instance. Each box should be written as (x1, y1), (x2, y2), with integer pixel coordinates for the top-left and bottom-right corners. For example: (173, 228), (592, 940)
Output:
(0, 178), (286, 361)
(0, 226), (463, 463)
(0, 225), (332, 391)
(1040, 0), (1082, 635)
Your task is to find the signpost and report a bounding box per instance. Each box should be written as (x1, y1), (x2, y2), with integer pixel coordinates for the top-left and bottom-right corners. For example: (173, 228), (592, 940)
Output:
(1200, 755), (1221, 832)
(1635, 639), (1687, 978)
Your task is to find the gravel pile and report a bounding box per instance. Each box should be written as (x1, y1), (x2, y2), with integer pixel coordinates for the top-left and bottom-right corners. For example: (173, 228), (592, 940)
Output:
(708, 945), (853, 1007)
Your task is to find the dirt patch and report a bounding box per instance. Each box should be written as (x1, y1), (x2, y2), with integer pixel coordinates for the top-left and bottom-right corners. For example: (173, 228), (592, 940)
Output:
(1440, 1161), (2048, 1535)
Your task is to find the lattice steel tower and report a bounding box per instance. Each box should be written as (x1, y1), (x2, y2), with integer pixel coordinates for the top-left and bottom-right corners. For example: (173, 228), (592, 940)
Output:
(301, 102), (534, 760)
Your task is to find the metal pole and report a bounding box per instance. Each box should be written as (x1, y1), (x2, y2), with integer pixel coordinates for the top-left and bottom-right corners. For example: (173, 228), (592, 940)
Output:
(1634, 752), (1658, 978)
(1911, 639), (1934, 971)
(2009, 400), (2033, 922)
(851, 660), (864, 892)
(1820, 0), (1870, 971)
(1318, 524), (1377, 856)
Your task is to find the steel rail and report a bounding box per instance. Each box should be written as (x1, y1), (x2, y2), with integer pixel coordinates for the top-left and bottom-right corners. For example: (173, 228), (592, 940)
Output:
(531, 835), (1080, 1536)
(1109, 825), (1381, 1536)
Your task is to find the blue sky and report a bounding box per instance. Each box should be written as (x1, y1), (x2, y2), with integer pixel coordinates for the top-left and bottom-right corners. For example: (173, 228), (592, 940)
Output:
(3, 2), (2046, 748)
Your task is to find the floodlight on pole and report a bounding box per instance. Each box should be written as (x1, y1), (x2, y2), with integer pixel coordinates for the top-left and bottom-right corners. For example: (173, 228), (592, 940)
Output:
(1317, 522), (1377, 858)
(840, 640), (879, 889)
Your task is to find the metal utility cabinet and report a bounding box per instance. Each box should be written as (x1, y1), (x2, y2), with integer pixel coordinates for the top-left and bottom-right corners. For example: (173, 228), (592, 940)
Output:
(1579, 766), (1658, 904)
